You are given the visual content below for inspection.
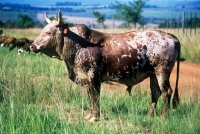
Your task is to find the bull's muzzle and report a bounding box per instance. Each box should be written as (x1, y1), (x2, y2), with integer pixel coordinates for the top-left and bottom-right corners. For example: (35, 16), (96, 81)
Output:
(30, 45), (40, 53)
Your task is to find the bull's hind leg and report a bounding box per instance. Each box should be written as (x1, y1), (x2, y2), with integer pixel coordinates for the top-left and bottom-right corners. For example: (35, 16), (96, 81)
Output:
(156, 72), (172, 117)
(147, 74), (161, 116)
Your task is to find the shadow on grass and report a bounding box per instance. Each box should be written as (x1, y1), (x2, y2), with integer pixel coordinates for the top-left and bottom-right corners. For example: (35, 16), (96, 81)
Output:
(110, 101), (147, 116)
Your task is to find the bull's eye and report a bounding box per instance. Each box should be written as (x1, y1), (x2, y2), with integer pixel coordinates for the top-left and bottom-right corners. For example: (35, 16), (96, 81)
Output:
(45, 31), (51, 36)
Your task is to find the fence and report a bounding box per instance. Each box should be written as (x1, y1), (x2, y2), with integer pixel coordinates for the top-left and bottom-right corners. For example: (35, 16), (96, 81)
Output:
(164, 11), (199, 36)
(90, 11), (199, 37)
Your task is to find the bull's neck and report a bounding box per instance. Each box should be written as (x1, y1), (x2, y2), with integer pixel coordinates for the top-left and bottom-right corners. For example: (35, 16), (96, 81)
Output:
(54, 33), (65, 60)
(60, 26), (105, 65)
(61, 34), (80, 66)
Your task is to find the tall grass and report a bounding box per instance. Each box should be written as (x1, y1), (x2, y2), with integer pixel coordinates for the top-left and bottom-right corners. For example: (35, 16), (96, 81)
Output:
(0, 28), (200, 133)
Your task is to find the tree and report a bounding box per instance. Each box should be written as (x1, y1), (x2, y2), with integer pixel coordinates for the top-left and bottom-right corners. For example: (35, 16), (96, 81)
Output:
(16, 14), (35, 28)
(113, 0), (145, 28)
(0, 20), (4, 27)
(92, 10), (105, 28)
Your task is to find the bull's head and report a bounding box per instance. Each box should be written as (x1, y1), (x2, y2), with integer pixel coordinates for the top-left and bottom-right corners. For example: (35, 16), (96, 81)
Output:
(30, 10), (67, 60)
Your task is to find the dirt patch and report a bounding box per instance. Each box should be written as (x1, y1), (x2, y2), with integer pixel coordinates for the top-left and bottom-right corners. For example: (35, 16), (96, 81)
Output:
(170, 61), (200, 101)
(103, 61), (200, 101)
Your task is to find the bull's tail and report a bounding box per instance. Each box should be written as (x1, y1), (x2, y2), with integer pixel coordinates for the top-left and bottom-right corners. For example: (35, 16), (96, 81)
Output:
(172, 41), (181, 109)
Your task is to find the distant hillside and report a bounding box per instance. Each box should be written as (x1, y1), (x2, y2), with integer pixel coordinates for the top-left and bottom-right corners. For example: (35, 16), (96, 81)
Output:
(177, 1), (200, 8)
(147, 0), (200, 8)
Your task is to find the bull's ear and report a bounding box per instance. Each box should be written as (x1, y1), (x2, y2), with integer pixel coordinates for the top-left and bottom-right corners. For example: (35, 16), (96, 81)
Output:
(62, 24), (68, 34)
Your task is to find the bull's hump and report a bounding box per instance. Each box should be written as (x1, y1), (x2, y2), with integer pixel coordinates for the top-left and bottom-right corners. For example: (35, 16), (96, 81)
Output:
(69, 24), (105, 46)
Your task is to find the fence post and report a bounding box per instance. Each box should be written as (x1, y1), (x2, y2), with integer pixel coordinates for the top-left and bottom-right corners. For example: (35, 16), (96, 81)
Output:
(173, 14), (175, 33)
(73, 19), (76, 25)
(194, 12), (197, 36)
(178, 12), (180, 35)
(170, 14), (173, 33)
(190, 12), (192, 36)
(170, 14), (172, 29)
(112, 16), (115, 29)
(166, 17), (169, 32)
(141, 17), (144, 30)
(182, 11), (185, 36)
(185, 11), (188, 34)
(91, 18), (93, 28)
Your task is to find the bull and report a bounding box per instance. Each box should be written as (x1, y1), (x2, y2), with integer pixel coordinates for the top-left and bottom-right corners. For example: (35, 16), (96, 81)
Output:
(1, 37), (16, 47)
(0, 29), (3, 35)
(30, 10), (180, 122)
(17, 41), (33, 55)
(0, 36), (8, 47)
(8, 37), (33, 55)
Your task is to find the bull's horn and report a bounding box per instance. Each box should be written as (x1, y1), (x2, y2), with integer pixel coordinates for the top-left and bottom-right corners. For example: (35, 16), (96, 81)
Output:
(44, 12), (51, 24)
(56, 9), (63, 26)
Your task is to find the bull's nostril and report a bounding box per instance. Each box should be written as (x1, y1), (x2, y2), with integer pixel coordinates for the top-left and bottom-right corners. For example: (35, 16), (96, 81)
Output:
(30, 44), (40, 53)
(30, 45), (36, 50)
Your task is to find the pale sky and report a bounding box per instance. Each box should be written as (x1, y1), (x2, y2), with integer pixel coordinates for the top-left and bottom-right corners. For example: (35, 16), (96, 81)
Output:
(0, 0), (198, 6)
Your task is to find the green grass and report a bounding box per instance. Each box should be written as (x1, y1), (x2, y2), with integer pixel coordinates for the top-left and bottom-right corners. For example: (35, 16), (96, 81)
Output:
(0, 28), (200, 133)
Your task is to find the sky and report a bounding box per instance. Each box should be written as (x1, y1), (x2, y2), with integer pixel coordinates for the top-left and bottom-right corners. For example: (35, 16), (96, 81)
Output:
(0, 0), (198, 6)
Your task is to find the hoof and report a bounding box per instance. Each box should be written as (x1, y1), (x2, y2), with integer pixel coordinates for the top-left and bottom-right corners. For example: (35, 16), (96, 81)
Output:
(84, 114), (99, 122)
(84, 113), (91, 120)
(88, 116), (99, 122)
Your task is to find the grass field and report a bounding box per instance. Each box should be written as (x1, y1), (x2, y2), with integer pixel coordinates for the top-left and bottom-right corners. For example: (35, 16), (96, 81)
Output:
(0, 28), (200, 133)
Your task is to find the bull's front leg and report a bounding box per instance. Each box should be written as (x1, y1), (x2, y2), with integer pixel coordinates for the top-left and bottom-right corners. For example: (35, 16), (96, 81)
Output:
(84, 72), (101, 122)
(85, 85), (100, 122)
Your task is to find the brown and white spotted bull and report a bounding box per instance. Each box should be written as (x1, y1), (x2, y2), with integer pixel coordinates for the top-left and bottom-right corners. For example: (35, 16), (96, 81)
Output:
(30, 10), (180, 122)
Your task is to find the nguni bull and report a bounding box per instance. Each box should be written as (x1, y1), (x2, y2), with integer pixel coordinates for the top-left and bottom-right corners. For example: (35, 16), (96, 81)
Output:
(30, 10), (180, 122)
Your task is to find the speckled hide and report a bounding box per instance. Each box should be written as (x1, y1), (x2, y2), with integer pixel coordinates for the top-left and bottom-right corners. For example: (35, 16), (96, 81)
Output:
(31, 11), (180, 122)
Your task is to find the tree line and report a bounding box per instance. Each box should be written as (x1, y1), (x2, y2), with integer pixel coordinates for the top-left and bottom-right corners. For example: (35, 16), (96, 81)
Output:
(0, 14), (35, 28)
(92, 0), (145, 28)
(0, 0), (145, 29)
(92, 0), (200, 30)
(1, 0), (200, 30)
(0, 14), (75, 28)
(158, 12), (200, 29)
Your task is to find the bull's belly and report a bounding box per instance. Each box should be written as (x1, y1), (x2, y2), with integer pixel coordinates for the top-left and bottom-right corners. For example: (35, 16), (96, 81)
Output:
(101, 72), (150, 86)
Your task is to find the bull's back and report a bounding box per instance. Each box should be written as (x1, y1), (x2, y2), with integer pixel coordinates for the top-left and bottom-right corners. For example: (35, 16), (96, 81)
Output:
(100, 30), (179, 83)
(143, 30), (179, 66)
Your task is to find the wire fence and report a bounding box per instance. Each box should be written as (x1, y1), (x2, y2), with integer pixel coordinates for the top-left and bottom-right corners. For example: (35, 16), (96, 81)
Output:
(160, 11), (199, 36)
